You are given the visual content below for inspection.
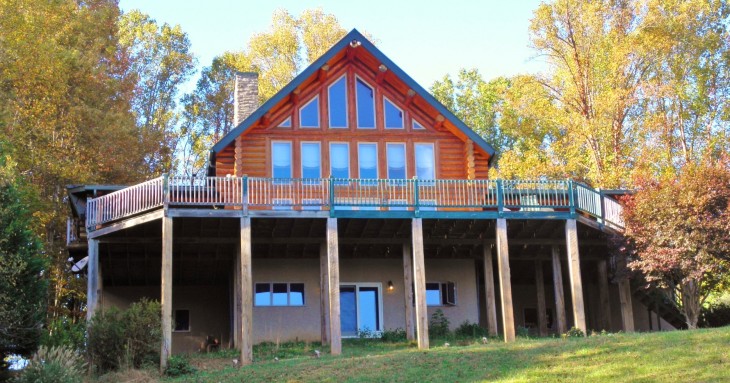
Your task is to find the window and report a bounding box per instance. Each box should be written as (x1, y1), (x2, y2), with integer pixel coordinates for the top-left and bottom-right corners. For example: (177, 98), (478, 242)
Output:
(300, 96), (320, 128)
(415, 143), (435, 180)
(330, 143), (350, 181)
(425, 282), (456, 306)
(301, 142), (321, 180)
(254, 283), (305, 306)
(412, 120), (425, 130)
(386, 143), (406, 179)
(358, 143), (378, 182)
(173, 309), (190, 332)
(272, 142), (292, 180)
(384, 98), (404, 129)
(328, 76), (348, 128)
(356, 78), (375, 129)
(278, 117), (292, 128)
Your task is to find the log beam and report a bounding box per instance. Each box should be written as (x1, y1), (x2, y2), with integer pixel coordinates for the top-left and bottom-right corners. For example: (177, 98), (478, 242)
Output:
(565, 219), (586, 334)
(535, 260), (548, 337)
(86, 239), (100, 321)
(326, 218), (342, 355)
(483, 244), (498, 337)
(597, 260), (612, 331)
(411, 218), (429, 349)
(403, 242), (415, 341)
(618, 279), (635, 332)
(551, 246), (567, 334)
(319, 242), (330, 345)
(496, 218), (515, 342)
(160, 216), (173, 370)
(240, 217), (253, 365)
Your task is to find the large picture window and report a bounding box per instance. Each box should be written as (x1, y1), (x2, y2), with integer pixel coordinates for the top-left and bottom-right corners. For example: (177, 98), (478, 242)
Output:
(255, 283), (305, 306)
(386, 143), (406, 179)
(328, 76), (348, 128)
(330, 143), (349, 179)
(300, 96), (320, 128)
(301, 142), (321, 180)
(415, 143), (435, 180)
(358, 143), (378, 181)
(272, 142), (292, 180)
(356, 78), (375, 129)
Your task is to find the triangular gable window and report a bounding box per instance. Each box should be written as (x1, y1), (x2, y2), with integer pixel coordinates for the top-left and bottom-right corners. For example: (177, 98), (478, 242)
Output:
(412, 120), (425, 130)
(278, 117), (292, 128)
(300, 96), (320, 128)
(384, 97), (404, 129)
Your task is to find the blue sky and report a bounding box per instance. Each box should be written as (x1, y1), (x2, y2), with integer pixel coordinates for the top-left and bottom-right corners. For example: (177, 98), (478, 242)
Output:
(119, 0), (546, 90)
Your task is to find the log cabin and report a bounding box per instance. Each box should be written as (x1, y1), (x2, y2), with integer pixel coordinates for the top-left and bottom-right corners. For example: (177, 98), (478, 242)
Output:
(66, 29), (683, 369)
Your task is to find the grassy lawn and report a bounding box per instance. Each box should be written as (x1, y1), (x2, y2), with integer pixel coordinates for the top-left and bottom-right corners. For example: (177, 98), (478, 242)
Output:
(162, 327), (730, 382)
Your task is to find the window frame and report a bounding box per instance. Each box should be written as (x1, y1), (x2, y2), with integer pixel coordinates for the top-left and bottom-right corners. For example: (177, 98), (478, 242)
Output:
(412, 119), (426, 130)
(271, 141), (293, 182)
(278, 116), (292, 128)
(254, 282), (306, 307)
(299, 95), (320, 129)
(355, 76), (376, 129)
(339, 282), (384, 337)
(383, 97), (404, 129)
(327, 74), (348, 129)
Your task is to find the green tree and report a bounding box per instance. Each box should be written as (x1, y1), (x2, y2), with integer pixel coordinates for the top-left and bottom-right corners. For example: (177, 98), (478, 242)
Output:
(119, 10), (196, 173)
(0, 145), (46, 370)
(622, 160), (730, 329)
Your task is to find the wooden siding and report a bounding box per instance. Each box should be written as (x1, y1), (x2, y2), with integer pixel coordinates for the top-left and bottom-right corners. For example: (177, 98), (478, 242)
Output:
(216, 45), (492, 180)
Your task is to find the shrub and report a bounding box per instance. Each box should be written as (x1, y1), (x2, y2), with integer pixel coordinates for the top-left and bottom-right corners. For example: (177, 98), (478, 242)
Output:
(428, 309), (450, 338)
(165, 355), (196, 377)
(381, 328), (407, 342)
(41, 317), (86, 351)
(562, 326), (585, 338)
(454, 321), (488, 338)
(87, 308), (126, 372)
(516, 326), (531, 338)
(123, 299), (161, 368)
(701, 302), (730, 328)
(16, 345), (86, 383)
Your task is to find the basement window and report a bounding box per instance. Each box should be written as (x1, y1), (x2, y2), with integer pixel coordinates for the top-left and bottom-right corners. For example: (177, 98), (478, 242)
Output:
(173, 309), (190, 332)
(426, 282), (456, 306)
(255, 283), (305, 306)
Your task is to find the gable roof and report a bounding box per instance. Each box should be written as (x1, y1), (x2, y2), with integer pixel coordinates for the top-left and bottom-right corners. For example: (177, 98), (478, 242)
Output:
(211, 29), (497, 166)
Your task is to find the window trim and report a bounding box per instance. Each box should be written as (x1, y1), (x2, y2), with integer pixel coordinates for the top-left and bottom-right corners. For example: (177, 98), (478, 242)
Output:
(355, 76), (376, 129)
(383, 97), (404, 129)
(254, 282), (306, 307)
(357, 142), (379, 182)
(299, 95), (320, 128)
(173, 309), (191, 332)
(328, 74), (348, 129)
(271, 141), (293, 182)
(386, 142), (407, 180)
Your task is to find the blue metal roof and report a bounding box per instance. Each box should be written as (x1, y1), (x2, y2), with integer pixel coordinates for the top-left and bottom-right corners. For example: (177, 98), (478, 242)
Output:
(211, 29), (497, 165)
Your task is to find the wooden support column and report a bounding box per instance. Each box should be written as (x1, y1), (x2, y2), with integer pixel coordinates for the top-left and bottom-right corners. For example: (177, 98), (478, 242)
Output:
(411, 218), (429, 349)
(495, 219), (515, 342)
(482, 244), (498, 337)
(535, 260), (548, 337)
(618, 279), (635, 332)
(239, 217), (253, 365)
(597, 260), (612, 331)
(160, 216), (173, 370)
(403, 242), (415, 341)
(551, 246), (567, 334)
(86, 239), (100, 322)
(326, 218), (342, 355)
(565, 219), (586, 334)
(319, 243), (330, 345)
(232, 248), (242, 349)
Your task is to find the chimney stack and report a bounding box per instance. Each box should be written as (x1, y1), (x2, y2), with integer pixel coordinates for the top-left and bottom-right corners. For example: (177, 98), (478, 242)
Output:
(233, 72), (259, 126)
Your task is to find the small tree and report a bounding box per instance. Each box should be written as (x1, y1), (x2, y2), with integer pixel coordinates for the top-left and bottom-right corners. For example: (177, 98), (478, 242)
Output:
(622, 161), (730, 329)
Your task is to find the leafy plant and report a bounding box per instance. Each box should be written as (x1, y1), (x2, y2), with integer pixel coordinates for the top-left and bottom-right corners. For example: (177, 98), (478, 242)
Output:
(516, 326), (532, 338)
(123, 299), (161, 368)
(87, 308), (126, 372)
(41, 318), (86, 352)
(428, 309), (450, 338)
(380, 328), (407, 343)
(454, 321), (488, 338)
(165, 355), (196, 377)
(563, 327), (585, 338)
(16, 346), (86, 383)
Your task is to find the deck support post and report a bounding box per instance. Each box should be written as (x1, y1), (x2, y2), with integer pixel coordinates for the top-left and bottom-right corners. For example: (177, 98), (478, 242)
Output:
(232, 248), (241, 348)
(411, 218), (429, 349)
(326, 218), (342, 355)
(535, 260), (548, 337)
(160, 216), (173, 370)
(565, 219), (586, 334)
(240, 217), (253, 365)
(496, 218), (515, 342)
(597, 260), (612, 331)
(86, 238), (100, 322)
(618, 278), (635, 332)
(551, 246), (567, 334)
(319, 242), (330, 345)
(403, 242), (415, 341)
(482, 244), (498, 337)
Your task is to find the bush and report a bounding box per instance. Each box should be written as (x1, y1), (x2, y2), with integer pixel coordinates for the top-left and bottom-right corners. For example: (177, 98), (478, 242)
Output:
(562, 326), (585, 338)
(87, 299), (161, 373)
(516, 326), (532, 338)
(16, 345), (86, 383)
(165, 355), (196, 377)
(381, 328), (407, 342)
(41, 317), (86, 351)
(702, 302), (730, 328)
(454, 321), (488, 338)
(429, 309), (450, 338)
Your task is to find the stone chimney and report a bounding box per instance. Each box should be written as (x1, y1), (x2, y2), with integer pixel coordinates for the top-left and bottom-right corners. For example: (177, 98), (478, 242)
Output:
(233, 72), (258, 177)
(233, 72), (259, 126)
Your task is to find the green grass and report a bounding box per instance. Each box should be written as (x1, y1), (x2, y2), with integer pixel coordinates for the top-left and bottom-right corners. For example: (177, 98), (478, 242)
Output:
(167, 327), (730, 382)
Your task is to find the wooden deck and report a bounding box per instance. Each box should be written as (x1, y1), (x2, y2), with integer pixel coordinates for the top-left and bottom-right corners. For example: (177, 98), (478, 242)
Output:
(84, 175), (625, 232)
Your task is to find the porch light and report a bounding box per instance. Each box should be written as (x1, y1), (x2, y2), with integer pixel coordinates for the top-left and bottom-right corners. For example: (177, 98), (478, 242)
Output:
(387, 281), (394, 291)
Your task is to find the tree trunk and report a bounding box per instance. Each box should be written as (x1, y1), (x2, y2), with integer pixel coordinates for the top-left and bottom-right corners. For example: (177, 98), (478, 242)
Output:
(680, 279), (701, 329)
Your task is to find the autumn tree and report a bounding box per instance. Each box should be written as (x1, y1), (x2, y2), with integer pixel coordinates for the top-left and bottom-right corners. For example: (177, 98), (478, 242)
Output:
(622, 161), (730, 329)
(177, 8), (352, 175)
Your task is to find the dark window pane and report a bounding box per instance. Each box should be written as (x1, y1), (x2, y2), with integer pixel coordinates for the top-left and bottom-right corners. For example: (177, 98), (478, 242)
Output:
(290, 283), (305, 306)
(329, 77), (347, 128)
(384, 99), (403, 129)
(300, 96), (320, 128)
(174, 310), (189, 331)
(272, 283), (288, 305)
(255, 284), (271, 306)
(445, 281), (456, 305)
(356, 79), (375, 128)
(426, 283), (441, 306)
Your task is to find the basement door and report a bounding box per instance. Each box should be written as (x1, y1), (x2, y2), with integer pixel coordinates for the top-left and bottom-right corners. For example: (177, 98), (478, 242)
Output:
(340, 283), (383, 337)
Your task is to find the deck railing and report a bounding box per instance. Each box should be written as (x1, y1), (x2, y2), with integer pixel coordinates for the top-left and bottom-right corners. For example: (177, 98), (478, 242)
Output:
(85, 176), (626, 231)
